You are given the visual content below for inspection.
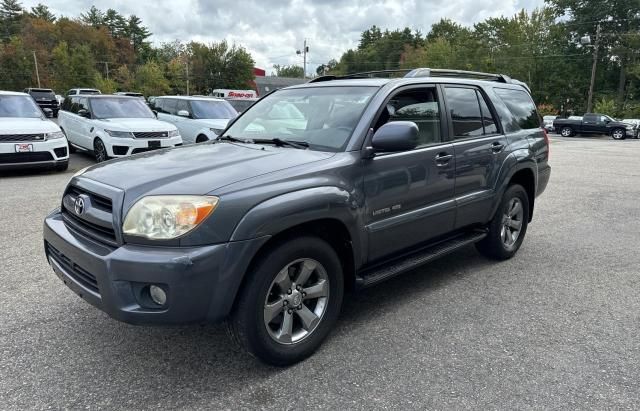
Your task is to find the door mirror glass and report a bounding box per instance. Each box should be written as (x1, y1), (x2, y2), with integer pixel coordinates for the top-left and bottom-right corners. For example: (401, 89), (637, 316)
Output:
(177, 110), (190, 117)
(77, 109), (90, 118)
(371, 121), (419, 152)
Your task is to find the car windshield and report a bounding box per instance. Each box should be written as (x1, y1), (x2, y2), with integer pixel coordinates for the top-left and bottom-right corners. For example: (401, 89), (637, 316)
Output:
(80, 90), (100, 95)
(190, 100), (238, 119)
(0, 95), (43, 118)
(227, 99), (257, 113)
(223, 86), (378, 151)
(90, 97), (155, 119)
(29, 90), (55, 99)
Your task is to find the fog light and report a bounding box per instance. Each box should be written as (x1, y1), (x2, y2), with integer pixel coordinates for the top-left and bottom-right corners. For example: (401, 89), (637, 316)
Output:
(149, 285), (167, 306)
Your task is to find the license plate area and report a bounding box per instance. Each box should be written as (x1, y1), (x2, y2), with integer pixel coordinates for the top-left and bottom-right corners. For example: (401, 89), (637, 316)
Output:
(148, 140), (161, 149)
(15, 144), (33, 152)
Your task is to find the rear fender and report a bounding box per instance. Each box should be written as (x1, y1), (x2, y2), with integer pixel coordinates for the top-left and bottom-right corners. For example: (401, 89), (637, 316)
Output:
(489, 151), (537, 220)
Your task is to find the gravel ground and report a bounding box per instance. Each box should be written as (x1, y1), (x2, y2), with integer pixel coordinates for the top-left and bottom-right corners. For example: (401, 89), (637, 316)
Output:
(1, 136), (639, 410)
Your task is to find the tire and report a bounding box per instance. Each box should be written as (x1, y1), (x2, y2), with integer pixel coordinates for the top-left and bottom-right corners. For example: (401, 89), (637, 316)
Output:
(93, 138), (108, 163)
(228, 236), (344, 366)
(611, 128), (626, 140)
(476, 184), (530, 260)
(55, 161), (69, 172)
(560, 126), (574, 137)
(196, 134), (209, 143)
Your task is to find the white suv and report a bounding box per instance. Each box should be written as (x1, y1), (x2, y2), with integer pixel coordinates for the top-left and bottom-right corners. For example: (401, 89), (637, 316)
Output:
(154, 96), (237, 144)
(58, 95), (182, 162)
(0, 91), (69, 171)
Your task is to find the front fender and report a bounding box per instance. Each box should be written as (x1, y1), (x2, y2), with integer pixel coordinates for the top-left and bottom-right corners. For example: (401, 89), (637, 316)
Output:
(230, 186), (364, 265)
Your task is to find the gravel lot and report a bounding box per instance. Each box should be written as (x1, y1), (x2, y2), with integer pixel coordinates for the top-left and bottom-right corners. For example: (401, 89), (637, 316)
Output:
(1, 136), (639, 409)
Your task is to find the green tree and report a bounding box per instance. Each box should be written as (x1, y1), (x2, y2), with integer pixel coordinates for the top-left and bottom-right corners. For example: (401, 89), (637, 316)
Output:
(0, 37), (33, 89)
(1, 0), (24, 38)
(30, 3), (55, 22)
(80, 5), (104, 26)
(134, 60), (170, 96)
(188, 40), (254, 94)
(593, 97), (618, 116)
(273, 64), (304, 78)
(125, 14), (152, 59)
(94, 73), (116, 93)
(113, 65), (134, 90)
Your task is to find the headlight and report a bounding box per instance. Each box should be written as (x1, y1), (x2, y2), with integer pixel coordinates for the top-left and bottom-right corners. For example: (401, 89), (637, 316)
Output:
(123, 195), (219, 240)
(46, 131), (65, 139)
(168, 129), (180, 137)
(209, 128), (224, 135)
(105, 130), (134, 138)
(626, 124), (634, 130)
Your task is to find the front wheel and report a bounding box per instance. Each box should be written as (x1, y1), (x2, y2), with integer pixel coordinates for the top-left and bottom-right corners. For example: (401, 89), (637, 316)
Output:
(611, 128), (626, 140)
(93, 138), (108, 162)
(476, 184), (530, 260)
(228, 236), (344, 366)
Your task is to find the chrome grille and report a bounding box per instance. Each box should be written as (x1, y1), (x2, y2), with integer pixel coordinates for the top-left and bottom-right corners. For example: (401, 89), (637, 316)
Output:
(62, 185), (117, 246)
(133, 131), (169, 139)
(0, 133), (46, 142)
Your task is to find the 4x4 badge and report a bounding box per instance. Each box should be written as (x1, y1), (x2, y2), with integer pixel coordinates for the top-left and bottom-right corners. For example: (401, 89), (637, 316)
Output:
(74, 197), (85, 215)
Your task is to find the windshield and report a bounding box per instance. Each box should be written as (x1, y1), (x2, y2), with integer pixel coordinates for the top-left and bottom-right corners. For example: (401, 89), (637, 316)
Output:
(227, 99), (257, 113)
(29, 90), (55, 99)
(80, 89), (100, 95)
(223, 86), (378, 151)
(0, 95), (43, 118)
(91, 98), (155, 119)
(190, 100), (238, 119)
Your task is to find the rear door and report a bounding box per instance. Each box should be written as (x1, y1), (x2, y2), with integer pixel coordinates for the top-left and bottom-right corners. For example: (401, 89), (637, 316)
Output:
(76, 97), (93, 149)
(63, 97), (82, 145)
(363, 85), (456, 262)
(581, 113), (600, 133)
(443, 85), (508, 228)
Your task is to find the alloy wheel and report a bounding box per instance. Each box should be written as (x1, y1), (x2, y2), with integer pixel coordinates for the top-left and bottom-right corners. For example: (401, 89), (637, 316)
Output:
(501, 197), (524, 248)
(561, 127), (572, 137)
(612, 129), (624, 140)
(94, 140), (107, 162)
(263, 258), (330, 345)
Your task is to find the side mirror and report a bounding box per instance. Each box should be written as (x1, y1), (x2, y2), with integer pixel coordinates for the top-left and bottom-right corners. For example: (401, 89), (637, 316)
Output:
(78, 109), (91, 118)
(366, 121), (419, 156)
(177, 110), (190, 118)
(604, 118), (611, 124)
(42, 108), (53, 118)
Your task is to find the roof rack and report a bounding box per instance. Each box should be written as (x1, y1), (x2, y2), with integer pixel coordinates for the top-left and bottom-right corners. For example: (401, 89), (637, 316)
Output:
(308, 67), (530, 92)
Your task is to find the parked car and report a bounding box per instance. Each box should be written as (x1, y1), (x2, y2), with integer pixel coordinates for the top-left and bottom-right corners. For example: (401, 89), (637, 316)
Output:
(55, 94), (64, 106)
(66, 88), (101, 96)
(114, 92), (144, 98)
(43, 68), (550, 365)
(622, 119), (640, 138)
(58, 95), (182, 162)
(154, 96), (237, 143)
(226, 97), (258, 113)
(554, 113), (636, 139)
(542, 115), (557, 132)
(23, 88), (60, 117)
(0, 91), (68, 171)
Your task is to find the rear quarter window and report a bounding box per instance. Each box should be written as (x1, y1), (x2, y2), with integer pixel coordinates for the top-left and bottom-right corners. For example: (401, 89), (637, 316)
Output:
(494, 88), (540, 130)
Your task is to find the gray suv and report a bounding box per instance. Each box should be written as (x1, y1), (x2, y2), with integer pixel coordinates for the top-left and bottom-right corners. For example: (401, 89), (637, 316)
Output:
(43, 69), (550, 365)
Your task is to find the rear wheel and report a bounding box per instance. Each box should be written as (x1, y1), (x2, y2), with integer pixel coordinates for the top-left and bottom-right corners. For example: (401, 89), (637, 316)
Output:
(476, 184), (530, 260)
(560, 126), (574, 137)
(93, 138), (108, 162)
(611, 128), (625, 140)
(228, 236), (344, 366)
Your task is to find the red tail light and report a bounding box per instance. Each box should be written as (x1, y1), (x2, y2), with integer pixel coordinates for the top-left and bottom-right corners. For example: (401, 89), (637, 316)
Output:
(542, 127), (550, 159)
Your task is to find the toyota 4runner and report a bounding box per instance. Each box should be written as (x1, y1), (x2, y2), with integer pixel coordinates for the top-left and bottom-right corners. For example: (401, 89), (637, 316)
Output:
(43, 68), (550, 365)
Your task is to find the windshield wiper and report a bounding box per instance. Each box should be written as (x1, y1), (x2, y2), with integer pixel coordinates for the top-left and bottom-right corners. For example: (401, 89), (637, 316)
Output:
(218, 135), (254, 144)
(252, 138), (309, 149)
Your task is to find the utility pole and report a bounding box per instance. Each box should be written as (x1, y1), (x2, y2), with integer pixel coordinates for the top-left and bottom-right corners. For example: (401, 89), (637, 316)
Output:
(185, 60), (190, 96)
(587, 23), (601, 113)
(33, 51), (41, 88)
(296, 40), (309, 79)
(104, 62), (109, 80)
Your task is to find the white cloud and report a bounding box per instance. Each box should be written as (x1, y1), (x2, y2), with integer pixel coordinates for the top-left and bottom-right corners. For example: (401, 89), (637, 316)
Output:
(21, 0), (545, 74)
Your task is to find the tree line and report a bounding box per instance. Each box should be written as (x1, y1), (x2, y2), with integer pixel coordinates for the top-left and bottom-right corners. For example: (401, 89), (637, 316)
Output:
(323, 0), (640, 117)
(0, 1), (255, 96)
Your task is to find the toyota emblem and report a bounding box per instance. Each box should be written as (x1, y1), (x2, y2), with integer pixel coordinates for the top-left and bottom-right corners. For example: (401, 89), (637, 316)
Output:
(74, 196), (85, 215)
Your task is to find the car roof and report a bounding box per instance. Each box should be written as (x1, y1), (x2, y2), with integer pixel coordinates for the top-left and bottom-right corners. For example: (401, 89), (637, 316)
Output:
(157, 95), (227, 102)
(71, 95), (140, 100)
(284, 76), (529, 92)
(0, 90), (29, 96)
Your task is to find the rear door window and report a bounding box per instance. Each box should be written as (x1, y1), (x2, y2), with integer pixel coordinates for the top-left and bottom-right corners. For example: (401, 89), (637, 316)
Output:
(175, 99), (190, 115)
(164, 99), (178, 115)
(444, 87), (484, 138)
(494, 88), (540, 129)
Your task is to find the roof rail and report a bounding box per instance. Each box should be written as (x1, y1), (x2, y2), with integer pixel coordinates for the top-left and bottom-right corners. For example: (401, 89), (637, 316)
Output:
(308, 67), (530, 92)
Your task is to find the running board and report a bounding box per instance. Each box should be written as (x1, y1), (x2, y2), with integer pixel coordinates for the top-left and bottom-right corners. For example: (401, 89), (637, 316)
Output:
(355, 230), (487, 289)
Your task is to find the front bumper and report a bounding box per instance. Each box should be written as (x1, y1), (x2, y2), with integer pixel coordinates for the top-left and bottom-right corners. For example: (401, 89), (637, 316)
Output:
(0, 139), (69, 169)
(43, 209), (268, 325)
(105, 136), (183, 157)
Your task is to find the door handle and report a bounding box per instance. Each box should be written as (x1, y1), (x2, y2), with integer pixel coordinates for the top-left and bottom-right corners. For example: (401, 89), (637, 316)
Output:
(434, 152), (453, 166)
(491, 142), (505, 153)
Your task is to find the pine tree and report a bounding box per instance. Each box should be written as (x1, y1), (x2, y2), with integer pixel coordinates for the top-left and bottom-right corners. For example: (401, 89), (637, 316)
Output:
(30, 3), (55, 22)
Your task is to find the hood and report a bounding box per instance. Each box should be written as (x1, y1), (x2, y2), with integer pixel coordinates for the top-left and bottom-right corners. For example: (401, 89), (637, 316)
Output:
(79, 142), (334, 198)
(0, 118), (60, 134)
(94, 118), (177, 132)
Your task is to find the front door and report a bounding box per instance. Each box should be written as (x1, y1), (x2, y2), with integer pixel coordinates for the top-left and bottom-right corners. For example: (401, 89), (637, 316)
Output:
(363, 85), (456, 262)
(443, 86), (507, 228)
